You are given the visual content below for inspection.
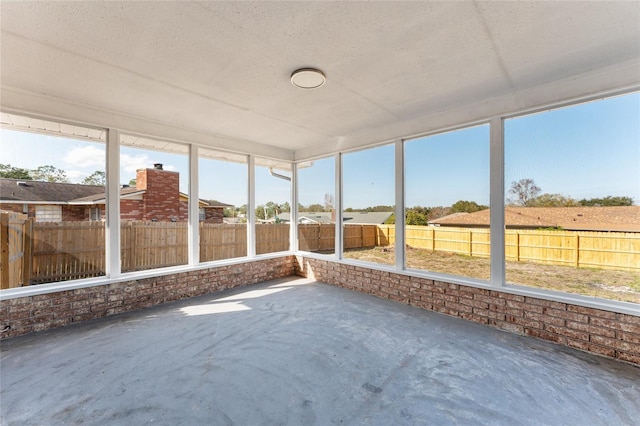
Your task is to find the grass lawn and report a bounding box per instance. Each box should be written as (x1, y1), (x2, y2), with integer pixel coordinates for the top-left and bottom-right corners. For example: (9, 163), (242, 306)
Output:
(343, 246), (640, 304)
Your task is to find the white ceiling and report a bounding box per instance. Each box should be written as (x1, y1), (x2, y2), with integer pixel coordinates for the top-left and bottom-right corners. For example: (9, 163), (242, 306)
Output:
(1, 1), (639, 161)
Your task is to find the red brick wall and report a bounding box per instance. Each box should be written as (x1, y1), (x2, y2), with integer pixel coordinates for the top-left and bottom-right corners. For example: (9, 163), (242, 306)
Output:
(203, 208), (224, 223)
(62, 205), (86, 221)
(120, 199), (144, 221)
(136, 168), (182, 221)
(1, 204), (27, 215)
(294, 256), (640, 366)
(1, 256), (295, 339)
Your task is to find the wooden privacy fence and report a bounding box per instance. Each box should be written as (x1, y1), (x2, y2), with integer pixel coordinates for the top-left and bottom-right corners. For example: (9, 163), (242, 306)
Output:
(387, 225), (639, 272)
(3, 221), (291, 285)
(2, 220), (638, 287)
(0, 212), (33, 289)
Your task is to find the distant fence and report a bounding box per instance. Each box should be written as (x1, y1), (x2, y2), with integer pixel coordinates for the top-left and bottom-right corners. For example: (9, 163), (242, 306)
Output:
(1, 219), (638, 288)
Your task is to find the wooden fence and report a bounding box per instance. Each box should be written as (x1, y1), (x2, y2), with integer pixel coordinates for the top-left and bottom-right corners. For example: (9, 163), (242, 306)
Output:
(1, 219), (638, 287)
(0, 212), (33, 289)
(0, 221), (291, 286)
(380, 225), (639, 272)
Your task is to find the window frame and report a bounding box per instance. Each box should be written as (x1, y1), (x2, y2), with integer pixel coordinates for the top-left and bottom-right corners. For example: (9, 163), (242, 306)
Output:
(2, 90), (638, 316)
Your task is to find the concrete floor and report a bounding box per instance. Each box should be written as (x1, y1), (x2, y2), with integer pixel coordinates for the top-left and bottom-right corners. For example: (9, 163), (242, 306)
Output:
(1, 277), (639, 426)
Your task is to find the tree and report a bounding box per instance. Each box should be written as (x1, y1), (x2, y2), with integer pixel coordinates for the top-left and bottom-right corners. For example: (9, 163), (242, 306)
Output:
(406, 210), (429, 225)
(324, 193), (334, 211)
(427, 206), (452, 221)
(0, 163), (32, 179)
(579, 196), (633, 207)
(305, 203), (325, 212)
(508, 178), (541, 206)
(528, 193), (579, 207)
(82, 171), (106, 186)
(30, 165), (69, 183)
(450, 200), (488, 213)
(128, 178), (137, 187)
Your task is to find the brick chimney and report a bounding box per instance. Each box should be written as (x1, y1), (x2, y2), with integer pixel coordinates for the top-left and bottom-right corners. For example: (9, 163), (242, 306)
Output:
(135, 165), (181, 221)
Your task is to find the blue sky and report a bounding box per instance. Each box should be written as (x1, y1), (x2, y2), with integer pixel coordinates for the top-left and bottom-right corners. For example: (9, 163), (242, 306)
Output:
(1, 92), (638, 208)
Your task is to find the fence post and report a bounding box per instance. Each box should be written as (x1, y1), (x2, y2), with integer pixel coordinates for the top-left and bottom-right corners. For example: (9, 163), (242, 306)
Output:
(0, 213), (8, 289)
(22, 218), (33, 286)
(468, 230), (473, 256)
(574, 234), (580, 268)
(430, 228), (435, 251)
(515, 231), (520, 262)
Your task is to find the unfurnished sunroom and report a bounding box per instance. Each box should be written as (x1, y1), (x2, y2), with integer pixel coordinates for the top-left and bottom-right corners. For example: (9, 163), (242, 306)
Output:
(1, 2), (639, 424)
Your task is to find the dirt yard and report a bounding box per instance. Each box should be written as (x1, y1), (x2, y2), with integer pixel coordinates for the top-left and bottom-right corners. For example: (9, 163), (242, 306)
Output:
(343, 246), (640, 304)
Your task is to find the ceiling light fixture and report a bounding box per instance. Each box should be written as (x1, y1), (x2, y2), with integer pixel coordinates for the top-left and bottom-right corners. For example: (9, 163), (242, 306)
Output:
(291, 68), (326, 89)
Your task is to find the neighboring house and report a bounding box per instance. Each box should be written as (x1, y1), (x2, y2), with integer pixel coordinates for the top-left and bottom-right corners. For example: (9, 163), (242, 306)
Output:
(278, 211), (394, 225)
(429, 206), (640, 232)
(0, 164), (231, 223)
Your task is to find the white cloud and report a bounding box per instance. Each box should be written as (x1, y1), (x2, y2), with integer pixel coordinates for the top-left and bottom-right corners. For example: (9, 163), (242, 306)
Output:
(120, 153), (152, 175)
(63, 145), (105, 168)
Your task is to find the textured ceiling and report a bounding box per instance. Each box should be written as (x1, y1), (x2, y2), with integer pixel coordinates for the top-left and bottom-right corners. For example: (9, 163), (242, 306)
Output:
(1, 1), (639, 160)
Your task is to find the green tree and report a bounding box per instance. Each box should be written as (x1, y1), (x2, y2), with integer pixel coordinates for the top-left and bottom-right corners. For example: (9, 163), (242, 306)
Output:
(450, 200), (488, 213)
(31, 165), (69, 183)
(256, 205), (266, 220)
(579, 196), (634, 206)
(82, 170), (106, 186)
(508, 178), (541, 206)
(0, 163), (32, 179)
(529, 193), (579, 207)
(406, 210), (429, 225)
(306, 203), (325, 212)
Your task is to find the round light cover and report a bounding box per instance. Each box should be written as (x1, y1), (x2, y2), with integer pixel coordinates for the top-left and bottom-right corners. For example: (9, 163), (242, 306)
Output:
(291, 68), (326, 89)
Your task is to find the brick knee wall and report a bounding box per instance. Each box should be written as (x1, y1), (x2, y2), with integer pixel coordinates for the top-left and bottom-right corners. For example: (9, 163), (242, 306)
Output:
(294, 256), (640, 366)
(1, 256), (295, 339)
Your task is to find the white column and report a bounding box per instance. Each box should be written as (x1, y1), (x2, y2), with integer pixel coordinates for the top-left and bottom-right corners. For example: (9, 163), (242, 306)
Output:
(188, 144), (199, 266)
(490, 117), (505, 286)
(106, 128), (121, 278)
(335, 153), (343, 259)
(291, 163), (298, 252)
(394, 140), (405, 270)
(247, 155), (256, 257)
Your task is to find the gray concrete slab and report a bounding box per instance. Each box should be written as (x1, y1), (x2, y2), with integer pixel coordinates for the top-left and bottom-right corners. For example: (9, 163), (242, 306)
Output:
(1, 277), (639, 426)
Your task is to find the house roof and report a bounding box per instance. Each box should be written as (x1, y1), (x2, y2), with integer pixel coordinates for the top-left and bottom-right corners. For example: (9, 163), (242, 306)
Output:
(279, 211), (393, 225)
(0, 178), (232, 208)
(429, 206), (640, 232)
(0, 178), (105, 203)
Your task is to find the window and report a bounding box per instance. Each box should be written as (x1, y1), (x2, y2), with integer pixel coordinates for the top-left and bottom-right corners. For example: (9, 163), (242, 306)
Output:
(120, 135), (189, 273)
(35, 205), (62, 222)
(199, 148), (248, 261)
(297, 157), (335, 254)
(504, 92), (640, 303)
(405, 125), (490, 280)
(0, 116), (107, 286)
(89, 207), (102, 221)
(342, 144), (395, 265)
(255, 160), (291, 254)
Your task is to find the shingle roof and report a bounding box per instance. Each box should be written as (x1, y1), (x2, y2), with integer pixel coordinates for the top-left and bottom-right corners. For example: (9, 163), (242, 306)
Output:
(279, 211), (394, 224)
(429, 206), (640, 232)
(0, 178), (105, 202)
(0, 178), (232, 207)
